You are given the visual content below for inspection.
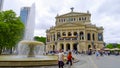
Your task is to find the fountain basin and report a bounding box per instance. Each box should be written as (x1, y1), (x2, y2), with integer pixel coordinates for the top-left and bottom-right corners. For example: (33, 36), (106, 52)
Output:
(0, 55), (58, 67)
(18, 40), (44, 57)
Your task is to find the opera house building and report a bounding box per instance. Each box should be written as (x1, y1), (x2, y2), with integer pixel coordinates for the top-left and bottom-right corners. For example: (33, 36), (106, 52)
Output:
(46, 8), (104, 52)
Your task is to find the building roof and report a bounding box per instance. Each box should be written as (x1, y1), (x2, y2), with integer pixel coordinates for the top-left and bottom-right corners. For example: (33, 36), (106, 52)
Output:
(56, 11), (91, 18)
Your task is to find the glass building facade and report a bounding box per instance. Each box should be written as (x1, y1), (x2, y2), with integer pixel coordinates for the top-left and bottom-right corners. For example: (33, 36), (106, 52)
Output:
(20, 7), (30, 25)
(20, 4), (35, 40)
(0, 0), (3, 11)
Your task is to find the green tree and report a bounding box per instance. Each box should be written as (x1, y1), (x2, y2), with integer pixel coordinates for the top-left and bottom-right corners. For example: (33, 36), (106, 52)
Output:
(0, 10), (25, 54)
(116, 44), (120, 48)
(106, 44), (114, 49)
(34, 36), (46, 44)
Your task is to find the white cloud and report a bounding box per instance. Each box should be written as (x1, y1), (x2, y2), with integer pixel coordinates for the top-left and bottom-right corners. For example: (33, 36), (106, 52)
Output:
(3, 0), (120, 43)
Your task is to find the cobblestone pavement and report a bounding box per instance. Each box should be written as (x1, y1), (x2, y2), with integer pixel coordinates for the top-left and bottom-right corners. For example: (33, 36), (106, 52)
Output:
(0, 54), (90, 68)
(1, 54), (120, 68)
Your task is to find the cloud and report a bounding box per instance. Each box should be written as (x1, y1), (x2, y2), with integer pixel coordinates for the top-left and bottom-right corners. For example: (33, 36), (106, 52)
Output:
(3, 0), (120, 43)
(97, 0), (120, 16)
(92, 0), (120, 43)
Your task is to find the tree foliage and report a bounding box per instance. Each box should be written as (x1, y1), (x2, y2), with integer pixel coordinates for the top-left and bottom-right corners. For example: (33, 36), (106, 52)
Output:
(34, 36), (46, 44)
(106, 44), (114, 49)
(116, 44), (120, 48)
(0, 10), (25, 53)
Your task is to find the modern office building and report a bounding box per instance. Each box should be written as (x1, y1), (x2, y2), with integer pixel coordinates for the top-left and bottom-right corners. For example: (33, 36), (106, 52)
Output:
(46, 8), (104, 52)
(0, 0), (4, 11)
(20, 7), (30, 25)
(20, 3), (35, 40)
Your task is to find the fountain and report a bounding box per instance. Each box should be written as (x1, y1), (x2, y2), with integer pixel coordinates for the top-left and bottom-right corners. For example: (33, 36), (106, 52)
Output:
(0, 3), (75, 67)
(0, 40), (59, 67)
(0, 3), (59, 66)
(18, 40), (44, 57)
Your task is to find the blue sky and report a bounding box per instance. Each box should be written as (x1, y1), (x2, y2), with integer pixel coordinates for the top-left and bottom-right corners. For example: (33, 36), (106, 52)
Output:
(3, 0), (120, 43)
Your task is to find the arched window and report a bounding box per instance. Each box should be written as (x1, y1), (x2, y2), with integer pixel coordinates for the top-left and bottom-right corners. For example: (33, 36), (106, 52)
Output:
(73, 43), (78, 51)
(74, 18), (76, 21)
(66, 43), (70, 50)
(68, 32), (72, 36)
(59, 19), (60, 22)
(87, 33), (91, 40)
(57, 32), (61, 40)
(64, 19), (65, 22)
(88, 45), (91, 49)
(53, 34), (55, 41)
(62, 32), (66, 36)
(74, 32), (78, 36)
(60, 43), (64, 50)
(82, 17), (86, 20)
(79, 17), (81, 21)
(53, 45), (55, 51)
(80, 32), (84, 40)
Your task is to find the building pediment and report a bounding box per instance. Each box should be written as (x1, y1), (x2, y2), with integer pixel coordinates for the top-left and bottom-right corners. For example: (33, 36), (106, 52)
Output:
(56, 12), (90, 18)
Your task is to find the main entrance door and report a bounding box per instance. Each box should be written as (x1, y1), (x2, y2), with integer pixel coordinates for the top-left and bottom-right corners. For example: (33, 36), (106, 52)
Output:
(66, 43), (70, 50)
(73, 43), (77, 51)
(88, 45), (91, 49)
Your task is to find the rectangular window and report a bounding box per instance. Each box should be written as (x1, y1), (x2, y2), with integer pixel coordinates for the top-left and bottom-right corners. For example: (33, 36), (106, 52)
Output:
(98, 33), (103, 41)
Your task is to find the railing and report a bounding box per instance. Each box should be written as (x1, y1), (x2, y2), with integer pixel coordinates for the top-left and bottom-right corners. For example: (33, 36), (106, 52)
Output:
(57, 37), (78, 40)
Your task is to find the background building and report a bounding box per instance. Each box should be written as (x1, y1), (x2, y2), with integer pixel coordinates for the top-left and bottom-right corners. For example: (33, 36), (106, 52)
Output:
(0, 0), (4, 11)
(20, 7), (30, 25)
(46, 8), (104, 52)
(20, 3), (35, 40)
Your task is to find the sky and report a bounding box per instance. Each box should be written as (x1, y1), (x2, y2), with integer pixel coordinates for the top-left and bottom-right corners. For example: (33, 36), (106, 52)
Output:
(2, 0), (120, 43)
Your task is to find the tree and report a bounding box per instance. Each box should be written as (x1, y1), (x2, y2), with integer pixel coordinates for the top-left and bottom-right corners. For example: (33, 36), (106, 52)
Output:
(0, 10), (25, 54)
(34, 36), (46, 44)
(106, 44), (114, 49)
(116, 44), (120, 49)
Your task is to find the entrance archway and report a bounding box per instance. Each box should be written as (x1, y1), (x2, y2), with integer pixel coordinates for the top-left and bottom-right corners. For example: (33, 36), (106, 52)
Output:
(60, 43), (64, 50)
(53, 45), (55, 51)
(66, 43), (70, 50)
(73, 43), (77, 51)
(88, 45), (91, 49)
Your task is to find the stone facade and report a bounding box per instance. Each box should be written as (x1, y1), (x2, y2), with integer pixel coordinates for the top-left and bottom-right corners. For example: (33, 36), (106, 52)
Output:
(46, 9), (104, 52)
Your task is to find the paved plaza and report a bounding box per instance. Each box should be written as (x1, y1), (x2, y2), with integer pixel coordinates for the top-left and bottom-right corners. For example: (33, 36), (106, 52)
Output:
(0, 54), (120, 68)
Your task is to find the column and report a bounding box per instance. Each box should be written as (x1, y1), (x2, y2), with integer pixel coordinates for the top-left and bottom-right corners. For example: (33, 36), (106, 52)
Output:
(77, 30), (79, 40)
(64, 43), (66, 52)
(71, 30), (73, 36)
(90, 32), (92, 41)
(77, 43), (80, 52)
(57, 43), (59, 51)
(55, 32), (57, 41)
(95, 32), (97, 42)
(83, 31), (85, 41)
(60, 30), (62, 37)
(66, 31), (68, 36)
(70, 43), (73, 51)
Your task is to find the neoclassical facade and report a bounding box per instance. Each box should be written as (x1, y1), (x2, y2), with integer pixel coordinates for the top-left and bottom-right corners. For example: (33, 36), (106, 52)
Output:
(46, 8), (104, 52)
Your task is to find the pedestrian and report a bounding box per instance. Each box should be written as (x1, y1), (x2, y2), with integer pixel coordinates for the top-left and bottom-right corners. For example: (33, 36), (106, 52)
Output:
(58, 49), (64, 68)
(66, 51), (73, 66)
(95, 50), (100, 59)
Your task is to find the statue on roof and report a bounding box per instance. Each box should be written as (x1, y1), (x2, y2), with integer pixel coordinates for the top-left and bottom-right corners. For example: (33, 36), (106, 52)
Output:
(70, 7), (74, 12)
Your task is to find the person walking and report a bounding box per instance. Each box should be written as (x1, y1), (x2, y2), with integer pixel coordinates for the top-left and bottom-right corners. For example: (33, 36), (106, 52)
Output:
(95, 50), (100, 59)
(66, 51), (73, 66)
(58, 49), (64, 68)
